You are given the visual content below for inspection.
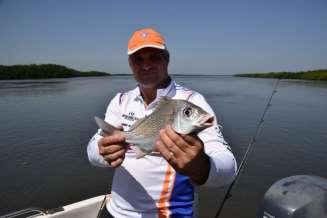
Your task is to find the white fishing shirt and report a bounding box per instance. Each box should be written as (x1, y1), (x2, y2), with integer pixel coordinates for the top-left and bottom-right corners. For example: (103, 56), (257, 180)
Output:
(87, 80), (237, 218)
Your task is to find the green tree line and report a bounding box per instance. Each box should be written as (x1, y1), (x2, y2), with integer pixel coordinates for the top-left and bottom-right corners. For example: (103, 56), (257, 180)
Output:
(235, 69), (327, 81)
(0, 64), (111, 80)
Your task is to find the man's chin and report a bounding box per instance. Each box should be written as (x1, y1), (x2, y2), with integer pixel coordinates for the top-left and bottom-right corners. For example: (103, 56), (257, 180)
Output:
(139, 81), (159, 89)
(138, 76), (159, 86)
(136, 73), (169, 89)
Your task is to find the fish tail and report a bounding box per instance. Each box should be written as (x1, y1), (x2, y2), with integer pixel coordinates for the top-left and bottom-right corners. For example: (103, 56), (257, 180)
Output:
(94, 116), (122, 135)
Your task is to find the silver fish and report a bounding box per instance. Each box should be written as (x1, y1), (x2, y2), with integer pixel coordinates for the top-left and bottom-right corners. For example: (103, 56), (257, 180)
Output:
(95, 96), (214, 158)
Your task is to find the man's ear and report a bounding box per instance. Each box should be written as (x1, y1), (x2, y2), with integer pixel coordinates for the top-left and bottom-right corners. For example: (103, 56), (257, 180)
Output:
(164, 50), (170, 63)
(128, 56), (133, 68)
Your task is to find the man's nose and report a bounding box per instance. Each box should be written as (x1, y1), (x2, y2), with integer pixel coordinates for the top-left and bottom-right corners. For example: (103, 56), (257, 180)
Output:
(140, 59), (153, 71)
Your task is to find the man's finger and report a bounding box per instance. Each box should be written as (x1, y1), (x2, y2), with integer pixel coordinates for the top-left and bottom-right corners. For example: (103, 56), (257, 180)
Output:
(107, 144), (126, 153)
(110, 157), (124, 167)
(104, 149), (126, 161)
(99, 144), (125, 155)
(180, 134), (199, 145)
(101, 134), (125, 145)
(165, 125), (188, 153)
(156, 140), (175, 163)
(159, 129), (184, 157)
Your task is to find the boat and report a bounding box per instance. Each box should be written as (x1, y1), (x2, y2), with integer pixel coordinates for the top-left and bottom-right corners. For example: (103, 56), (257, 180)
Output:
(1, 195), (110, 218)
(2, 175), (327, 218)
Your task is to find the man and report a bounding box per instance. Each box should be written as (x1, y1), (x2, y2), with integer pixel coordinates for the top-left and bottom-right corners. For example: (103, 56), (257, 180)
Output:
(87, 28), (237, 218)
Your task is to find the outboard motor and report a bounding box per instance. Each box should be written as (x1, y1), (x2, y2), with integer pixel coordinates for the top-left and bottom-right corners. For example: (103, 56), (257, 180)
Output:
(258, 175), (327, 218)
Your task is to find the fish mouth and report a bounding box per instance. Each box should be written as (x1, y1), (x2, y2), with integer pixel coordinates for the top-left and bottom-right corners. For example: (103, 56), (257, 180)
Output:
(199, 114), (214, 127)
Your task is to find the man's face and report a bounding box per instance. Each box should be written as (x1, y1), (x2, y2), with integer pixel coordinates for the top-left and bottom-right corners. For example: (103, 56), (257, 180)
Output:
(129, 47), (169, 89)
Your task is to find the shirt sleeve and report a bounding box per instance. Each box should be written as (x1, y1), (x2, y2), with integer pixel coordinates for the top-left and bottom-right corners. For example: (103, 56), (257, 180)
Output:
(188, 93), (237, 187)
(87, 93), (123, 167)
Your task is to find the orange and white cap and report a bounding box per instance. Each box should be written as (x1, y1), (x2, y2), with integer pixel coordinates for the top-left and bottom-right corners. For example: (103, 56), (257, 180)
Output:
(127, 28), (166, 55)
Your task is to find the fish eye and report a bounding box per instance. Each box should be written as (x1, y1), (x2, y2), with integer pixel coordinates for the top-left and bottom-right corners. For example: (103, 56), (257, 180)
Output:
(183, 107), (193, 117)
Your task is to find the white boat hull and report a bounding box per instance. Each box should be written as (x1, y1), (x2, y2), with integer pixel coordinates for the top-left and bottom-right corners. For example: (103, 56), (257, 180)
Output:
(35, 195), (109, 218)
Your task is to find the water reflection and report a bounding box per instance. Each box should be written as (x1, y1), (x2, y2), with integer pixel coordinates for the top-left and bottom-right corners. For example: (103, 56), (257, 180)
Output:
(0, 76), (326, 218)
(0, 79), (69, 97)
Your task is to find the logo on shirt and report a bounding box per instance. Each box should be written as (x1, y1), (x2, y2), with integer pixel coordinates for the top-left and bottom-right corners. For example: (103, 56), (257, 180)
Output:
(122, 112), (138, 121)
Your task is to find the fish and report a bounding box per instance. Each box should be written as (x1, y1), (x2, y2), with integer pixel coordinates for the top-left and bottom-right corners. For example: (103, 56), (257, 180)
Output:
(95, 96), (214, 158)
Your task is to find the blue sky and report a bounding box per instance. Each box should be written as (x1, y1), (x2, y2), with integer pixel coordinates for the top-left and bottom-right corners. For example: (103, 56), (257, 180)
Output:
(1, 0), (326, 75)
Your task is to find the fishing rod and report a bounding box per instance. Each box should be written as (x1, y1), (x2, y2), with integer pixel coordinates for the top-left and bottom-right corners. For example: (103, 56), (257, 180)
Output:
(214, 79), (280, 218)
(96, 194), (107, 218)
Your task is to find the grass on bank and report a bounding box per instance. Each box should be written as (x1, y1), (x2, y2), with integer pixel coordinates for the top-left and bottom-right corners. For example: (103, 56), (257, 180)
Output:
(0, 64), (111, 80)
(235, 69), (327, 81)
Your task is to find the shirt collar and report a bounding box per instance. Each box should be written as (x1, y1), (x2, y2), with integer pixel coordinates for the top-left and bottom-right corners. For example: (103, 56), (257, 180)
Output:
(132, 78), (176, 105)
(156, 78), (175, 98)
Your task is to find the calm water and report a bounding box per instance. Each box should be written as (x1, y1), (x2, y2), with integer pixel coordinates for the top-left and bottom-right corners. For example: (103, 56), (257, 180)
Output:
(0, 76), (326, 217)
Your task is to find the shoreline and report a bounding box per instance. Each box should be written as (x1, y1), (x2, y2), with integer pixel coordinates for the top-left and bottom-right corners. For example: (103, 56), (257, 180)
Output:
(234, 69), (327, 81)
(0, 64), (111, 80)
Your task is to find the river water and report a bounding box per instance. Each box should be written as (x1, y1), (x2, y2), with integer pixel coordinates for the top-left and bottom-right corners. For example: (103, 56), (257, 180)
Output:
(0, 75), (326, 217)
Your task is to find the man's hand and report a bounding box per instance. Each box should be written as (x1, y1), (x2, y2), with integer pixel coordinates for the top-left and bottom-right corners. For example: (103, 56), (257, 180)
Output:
(155, 125), (210, 185)
(98, 134), (127, 167)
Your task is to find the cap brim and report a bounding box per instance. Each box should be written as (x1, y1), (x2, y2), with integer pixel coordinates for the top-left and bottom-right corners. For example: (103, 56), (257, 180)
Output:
(127, 44), (166, 55)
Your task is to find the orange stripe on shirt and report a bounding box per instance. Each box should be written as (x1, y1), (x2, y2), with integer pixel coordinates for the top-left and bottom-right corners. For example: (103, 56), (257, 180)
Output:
(157, 164), (175, 218)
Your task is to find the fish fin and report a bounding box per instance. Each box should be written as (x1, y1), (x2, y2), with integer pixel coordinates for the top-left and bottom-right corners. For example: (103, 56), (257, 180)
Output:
(145, 96), (175, 118)
(135, 147), (151, 159)
(160, 96), (171, 101)
(125, 135), (153, 146)
(156, 96), (172, 108)
(94, 116), (121, 135)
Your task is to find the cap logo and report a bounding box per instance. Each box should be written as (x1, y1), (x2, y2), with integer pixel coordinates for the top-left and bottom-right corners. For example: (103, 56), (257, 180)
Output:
(141, 32), (148, 38)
